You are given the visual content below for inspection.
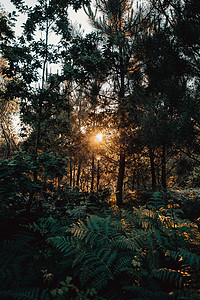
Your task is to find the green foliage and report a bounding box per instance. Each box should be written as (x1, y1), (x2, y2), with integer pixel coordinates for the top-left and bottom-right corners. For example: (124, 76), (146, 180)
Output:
(187, 166), (200, 188)
(0, 231), (52, 299)
(44, 200), (200, 298)
(0, 151), (68, 214)
(1, 191), (200, 299)
(50, 276), (98, 299)
(0, 152), (40, 211)
(68, 32), (110, 82)
(0, 10), (15, 42)
(0, 288), (50, 300)
(167, 249), (200, 271)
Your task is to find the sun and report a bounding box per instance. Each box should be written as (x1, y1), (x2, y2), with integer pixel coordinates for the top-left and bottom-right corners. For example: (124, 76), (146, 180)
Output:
(95, 133), (103, 143)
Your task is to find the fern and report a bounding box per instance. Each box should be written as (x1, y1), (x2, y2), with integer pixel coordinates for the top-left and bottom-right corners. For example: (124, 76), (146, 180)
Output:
(66, 204), (87, 219)
(49, 235), (116, 290)
(113, 256), (133, 274)
(28, 216), (65, 237)
(0, 239), (33, 288)
(166, 249), (200, 270)
(147, 191), (168, 210)
(71, 215), (121, 247)
(48, 215), (134, 291)
(152, 268), (188, 288)
(0, 288), (50, 300)
(124, 285), (172, 300)
(1, 191), (199, 299)
(47, 235), (71, 255)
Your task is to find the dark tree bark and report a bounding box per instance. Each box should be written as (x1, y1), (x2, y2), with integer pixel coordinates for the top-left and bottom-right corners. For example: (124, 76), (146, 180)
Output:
(33, 16), (49, 182)
(1, 124), (10, 158)
(161, 144), (167, 190)
(149, 147), (157, 191)
(97, 159), (100, 191)
(116, 38), (126, 207)
(76, 159), (82, 187)
(91, 152), (95, 192)
(73, 160), (76, 187)
(69, 159), (72, 187)
(116, 149), (125, 207)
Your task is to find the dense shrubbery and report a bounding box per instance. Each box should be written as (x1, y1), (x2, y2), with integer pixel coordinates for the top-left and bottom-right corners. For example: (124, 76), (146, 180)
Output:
(1, 182), (200, 299)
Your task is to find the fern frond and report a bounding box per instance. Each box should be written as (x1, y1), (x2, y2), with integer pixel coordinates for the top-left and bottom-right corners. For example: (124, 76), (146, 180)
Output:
(124, 229), (154, 249)
(123, 285), (171, 300)
(90, 273), (110, 291)
(0, 239), (35, 288)
(47, 235), (75, 257)
(0, 288), (50, 300)
(71, 215), (120, 248)
(167, 249), (200, 270)
(113, 256), (133, 274)
(29, 217), (64, 237)
(148, 191), (168, 210)
(73, 247), (116, 289)
(152, 268), (188, 288)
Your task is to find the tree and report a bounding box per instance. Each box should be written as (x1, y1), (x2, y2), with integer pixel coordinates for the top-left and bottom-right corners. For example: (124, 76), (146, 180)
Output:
(62, 31), (110, 190)
(0, 10), (18, 157)
(85, 0), (148, 206)
(127, 0), (197, 190)
(0, 0), (93, 212)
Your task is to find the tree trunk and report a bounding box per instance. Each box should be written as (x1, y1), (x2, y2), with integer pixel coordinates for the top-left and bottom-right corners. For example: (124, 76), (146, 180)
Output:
(91, 152), (94, 192)
(149, 147), (156, 191)
(73, 160), (76, 187)
(116, 149), (125, 207)
(97, 159), (100, 191)
(69, 159), (72, 187)
(1, 124), (10, 158)
(76, 159), (82, 188)
(33, 15), (49, 182)
(33, 98), (42, 182)
(161, 144), (167, 190)
(116, 35), (126, 207)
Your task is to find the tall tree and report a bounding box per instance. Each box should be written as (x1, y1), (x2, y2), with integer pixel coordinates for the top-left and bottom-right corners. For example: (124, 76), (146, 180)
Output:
(0, 10), (18, 157)
(127, 0), (196, 190)
(0, 0), (92, 212)
(85, 0), (146, 206)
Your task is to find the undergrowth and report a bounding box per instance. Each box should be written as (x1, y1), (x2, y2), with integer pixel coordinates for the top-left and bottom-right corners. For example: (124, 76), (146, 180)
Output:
(0, 191), (200, 299)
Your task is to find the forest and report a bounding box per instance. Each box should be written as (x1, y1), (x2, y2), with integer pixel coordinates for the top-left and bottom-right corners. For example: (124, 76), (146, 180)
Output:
(1, 0), (200, 299)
